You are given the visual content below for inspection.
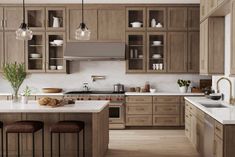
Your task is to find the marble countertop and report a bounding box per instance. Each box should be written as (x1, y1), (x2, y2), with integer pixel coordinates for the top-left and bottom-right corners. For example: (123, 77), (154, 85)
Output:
(185, 97), (235, 124)
(125, 92), (204, 96)
(0, 100), (109, 113)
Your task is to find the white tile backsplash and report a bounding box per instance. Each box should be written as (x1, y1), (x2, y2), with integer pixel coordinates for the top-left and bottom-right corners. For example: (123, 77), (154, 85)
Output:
(0, 61), (209, 93)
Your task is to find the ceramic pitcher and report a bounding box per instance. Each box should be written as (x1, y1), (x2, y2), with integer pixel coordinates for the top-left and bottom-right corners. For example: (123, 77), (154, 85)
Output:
(53, 17), (60, 28)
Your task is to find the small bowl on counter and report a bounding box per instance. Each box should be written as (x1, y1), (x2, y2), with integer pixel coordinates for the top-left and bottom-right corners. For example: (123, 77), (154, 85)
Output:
(150, 89), (156, 93)
(208, 93), (222, 100)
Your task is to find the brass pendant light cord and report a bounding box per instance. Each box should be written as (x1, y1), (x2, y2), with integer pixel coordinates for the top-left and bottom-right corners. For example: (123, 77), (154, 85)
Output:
(23, 0), (25, 23)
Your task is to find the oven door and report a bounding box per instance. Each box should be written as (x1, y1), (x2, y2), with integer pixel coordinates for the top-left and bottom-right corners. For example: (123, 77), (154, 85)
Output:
(109, 103), (124, 123)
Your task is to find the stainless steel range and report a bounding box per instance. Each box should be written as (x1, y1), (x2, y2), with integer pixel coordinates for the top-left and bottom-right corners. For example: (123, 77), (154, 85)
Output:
(64, 91), (125, 129)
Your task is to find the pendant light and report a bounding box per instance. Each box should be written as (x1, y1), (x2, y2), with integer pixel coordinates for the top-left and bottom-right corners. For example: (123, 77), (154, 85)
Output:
(16, 0), (33, 40)
(75, 0), (91, 40)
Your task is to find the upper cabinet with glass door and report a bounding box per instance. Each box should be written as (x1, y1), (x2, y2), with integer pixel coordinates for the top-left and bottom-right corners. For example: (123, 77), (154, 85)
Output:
(26, 7), (45, 31)
(126, 32), (146, 73)
(147, 32), (166, 73)
(46, 7), (66, 31)
(147, 7), (166, 31)
(126, 7), (146, 31)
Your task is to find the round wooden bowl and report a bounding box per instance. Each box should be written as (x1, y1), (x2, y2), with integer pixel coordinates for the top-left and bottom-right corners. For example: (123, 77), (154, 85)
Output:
(42, 88), (63, 93)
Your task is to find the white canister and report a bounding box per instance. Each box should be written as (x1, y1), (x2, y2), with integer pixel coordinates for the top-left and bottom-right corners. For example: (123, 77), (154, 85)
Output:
(53, 17), (60, 28)
(179, 86), (188, 93)
(159, 63), (163, 70)
(152, 64), (156, 70)
(151, 19), (156, 28)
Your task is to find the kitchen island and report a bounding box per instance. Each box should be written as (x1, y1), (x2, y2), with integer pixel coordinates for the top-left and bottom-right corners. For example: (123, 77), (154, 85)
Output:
(0, 100), (109, 157)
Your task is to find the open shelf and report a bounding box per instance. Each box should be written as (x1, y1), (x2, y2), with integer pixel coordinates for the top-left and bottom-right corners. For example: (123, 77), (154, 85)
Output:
(147, 7), (166, 30)
(126, 7), (146, 30)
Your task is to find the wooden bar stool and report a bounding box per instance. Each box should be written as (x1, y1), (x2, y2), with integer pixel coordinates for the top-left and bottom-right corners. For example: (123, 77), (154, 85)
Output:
(50, 120), (85, 157)
(0, 122), (3, 157)
(5, 121), (44, 157)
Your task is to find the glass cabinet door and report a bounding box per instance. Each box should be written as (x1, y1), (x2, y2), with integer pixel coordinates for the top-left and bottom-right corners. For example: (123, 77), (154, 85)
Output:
(26, 7), (45, 30)
(26, 32), (45, 72)
(46, 32), (66, 73)
(46, 7), (65, 31)
(126, 7), (146, 31)
(147, 32), (166, 72)
(126, 32), (146, 73)
(147, 7), (166, 31)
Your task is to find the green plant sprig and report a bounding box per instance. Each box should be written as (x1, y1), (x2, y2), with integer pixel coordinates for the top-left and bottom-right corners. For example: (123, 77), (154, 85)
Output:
(177, 79), (191, 87)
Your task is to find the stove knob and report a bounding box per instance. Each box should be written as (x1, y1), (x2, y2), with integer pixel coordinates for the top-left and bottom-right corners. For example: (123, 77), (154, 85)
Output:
(88, 98), (91, 100)
(81, 98), (84, 100)
(117, 97), (120, 101)
(98, 97), (101, 100)
(77, 98), (80, 100)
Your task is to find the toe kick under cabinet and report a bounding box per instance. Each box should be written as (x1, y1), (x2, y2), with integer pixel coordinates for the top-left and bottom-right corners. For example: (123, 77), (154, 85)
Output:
(125, 95), (184, 127)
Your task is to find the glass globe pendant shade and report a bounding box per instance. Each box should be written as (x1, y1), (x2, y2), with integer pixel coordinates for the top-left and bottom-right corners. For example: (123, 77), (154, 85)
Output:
(16, 23), (33, 40)
(75, 23), (91, 40)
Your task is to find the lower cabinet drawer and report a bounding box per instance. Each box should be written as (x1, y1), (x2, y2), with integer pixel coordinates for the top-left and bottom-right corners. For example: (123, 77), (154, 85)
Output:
(185, 123), (191, 139)
(126, 115), (153, 126)
(153, 104), (180, 115)
(126, 103), (152, 115)
(215, 121), (223, 139)
(153, 115), (180, 126)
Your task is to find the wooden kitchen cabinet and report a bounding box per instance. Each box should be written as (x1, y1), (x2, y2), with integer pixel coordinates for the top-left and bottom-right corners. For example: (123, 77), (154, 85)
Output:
(126, 32), (146, 73)
(0, 32), (4, 72)
(4, 7), (23, 31)
(188, 32), (199, 73)
(126, 7), (146, 31)
(126, 103), (152, 115)
(230, 1), (235, 75)
(200, 18), (224, 75)
(208, 0), (218, 13)
(46, 7), (66, 31)
(26, 7), (45, 31)
(4, 32), (25, 64)
(98, 9), (125, 41)
(167, 7), (188, 31)
(67, 8), (97, 41)
(46, 32), (67, 73)
(214, 135), (223, 157)
(26, 32), (46, 72)
(126, 115), (152, 126)
(147, 32), (166, 72)
(0, 7), (3, 30)
(153, 115), (180, 126)
(167, 32), (188, 73)
(188, 7), (200, 31)
(200, 0), (208, 21)
(153, 103), (180, 115)
(147, 7), (166, 31)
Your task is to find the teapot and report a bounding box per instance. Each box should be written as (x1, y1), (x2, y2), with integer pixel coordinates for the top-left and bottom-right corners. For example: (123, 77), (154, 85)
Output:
(52, 17), (61, 28)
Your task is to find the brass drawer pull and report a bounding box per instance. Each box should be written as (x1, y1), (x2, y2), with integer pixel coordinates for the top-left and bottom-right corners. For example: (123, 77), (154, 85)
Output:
(215, 127), (221, 132)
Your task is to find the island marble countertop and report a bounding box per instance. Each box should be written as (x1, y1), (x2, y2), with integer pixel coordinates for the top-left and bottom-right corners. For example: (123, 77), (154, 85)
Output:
(185, 97), (235, 124)
(0, 100), (109, 113)
(125, 92), (204, 96)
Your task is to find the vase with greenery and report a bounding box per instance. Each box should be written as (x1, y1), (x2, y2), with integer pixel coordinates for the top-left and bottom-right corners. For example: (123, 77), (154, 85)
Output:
(21, 86), (31, 104)
(2, 63), (26, 102)
(177, 79), (191, 93)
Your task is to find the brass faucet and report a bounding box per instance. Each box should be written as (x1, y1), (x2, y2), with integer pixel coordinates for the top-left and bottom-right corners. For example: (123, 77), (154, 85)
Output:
(216, 77), (235, 105)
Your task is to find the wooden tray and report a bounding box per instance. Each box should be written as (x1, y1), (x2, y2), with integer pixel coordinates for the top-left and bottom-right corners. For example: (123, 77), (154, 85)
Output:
(42, 88), (63, 93)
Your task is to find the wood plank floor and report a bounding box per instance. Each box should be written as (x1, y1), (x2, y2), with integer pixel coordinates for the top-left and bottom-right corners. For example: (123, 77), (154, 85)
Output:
(105, 129), (200, 157)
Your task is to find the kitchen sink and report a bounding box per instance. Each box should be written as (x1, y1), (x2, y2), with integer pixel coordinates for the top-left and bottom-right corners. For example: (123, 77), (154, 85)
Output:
(200, 103), (228, 108)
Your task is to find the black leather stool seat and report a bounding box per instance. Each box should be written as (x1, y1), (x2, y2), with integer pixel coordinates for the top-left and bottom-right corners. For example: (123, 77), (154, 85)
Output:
(0, 121), (3, 128)
(50, 121), (84, 133)
(5, 121), (44, 133)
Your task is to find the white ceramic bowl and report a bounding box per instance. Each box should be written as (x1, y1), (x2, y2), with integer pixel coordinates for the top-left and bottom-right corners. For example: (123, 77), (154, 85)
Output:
(30, 53), (41, 58)
(57, 65), (63, 70)
(50, 66), (57, 70)
(150, 89), (156, 93)
(153, 41), (162, 45)
(131, 22), (142, 28)
(53, 40), (63, 45)
(152, 54), (161, 59)
(138, 55), (143, 59)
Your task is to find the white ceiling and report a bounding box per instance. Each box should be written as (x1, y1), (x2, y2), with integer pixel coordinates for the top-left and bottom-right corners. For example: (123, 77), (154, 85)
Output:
(1, 0), (200, 4)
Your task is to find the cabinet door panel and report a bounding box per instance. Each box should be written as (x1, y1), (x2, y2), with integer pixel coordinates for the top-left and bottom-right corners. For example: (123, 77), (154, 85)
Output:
(188, 32), (199, 73)
(231, 1), (235, 74)
(126, 115), (152, 126)
(4, 32), (25, 64)
(98, 9), (125, 41)
(214, 135), (223, 157)
(168, 7), (187, 30)
(126, 103), (152, 115)
(68, 9), (97, 41)
(208, 18), (224, 74)
(153, 115), (180, 126)
(4, 7), (23, 31)
(0, 32), (3, 71)
(200, 20), (209, 74)
(0, 7), (3, 30)
(188, 7), (200, 31)
(167, 32), (187, 73)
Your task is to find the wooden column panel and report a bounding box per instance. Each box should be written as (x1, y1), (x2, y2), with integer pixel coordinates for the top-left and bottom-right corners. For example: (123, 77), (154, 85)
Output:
(168, 7), (188, 31)
(188, 32), (199, 73)
(4, 7), (23, 31)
